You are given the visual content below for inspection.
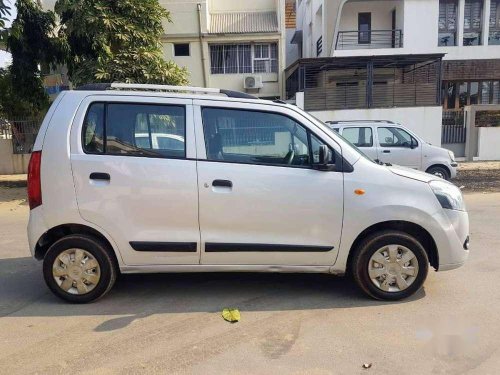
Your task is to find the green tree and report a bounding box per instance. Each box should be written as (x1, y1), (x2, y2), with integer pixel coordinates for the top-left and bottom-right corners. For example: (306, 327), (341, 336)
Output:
(55, 0), (189, 86)
(0, 0), (10, 30)
(1, 0), (64, 118)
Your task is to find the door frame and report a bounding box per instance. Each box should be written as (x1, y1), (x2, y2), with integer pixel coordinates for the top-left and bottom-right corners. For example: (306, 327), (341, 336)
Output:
(192, 99), (346, 266)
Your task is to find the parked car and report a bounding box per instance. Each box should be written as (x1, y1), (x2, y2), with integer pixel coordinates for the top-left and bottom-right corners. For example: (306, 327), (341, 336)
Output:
(326, 120), (458, 180)
(27, 84), (469, 303)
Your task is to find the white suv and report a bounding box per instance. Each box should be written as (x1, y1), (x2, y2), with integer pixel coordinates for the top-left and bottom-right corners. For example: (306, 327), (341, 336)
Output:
(27, 84), (470, 303)
(327, 121), (458, 180)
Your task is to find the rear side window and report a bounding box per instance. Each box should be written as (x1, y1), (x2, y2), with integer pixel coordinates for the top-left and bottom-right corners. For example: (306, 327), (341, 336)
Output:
(82, 103), (186, 158)
(342, 127), (373, 147)
(201, 107), (312, 167)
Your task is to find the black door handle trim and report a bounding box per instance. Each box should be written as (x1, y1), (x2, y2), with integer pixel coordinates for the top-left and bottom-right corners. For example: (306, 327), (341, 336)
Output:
(90, 172), (110, 181)
(382, 150), (391, 153)
(212, 179), (232, 188)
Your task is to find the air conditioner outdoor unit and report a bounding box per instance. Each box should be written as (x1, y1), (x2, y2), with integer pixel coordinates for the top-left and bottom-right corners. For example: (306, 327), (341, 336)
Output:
(244, 75), (263, 89)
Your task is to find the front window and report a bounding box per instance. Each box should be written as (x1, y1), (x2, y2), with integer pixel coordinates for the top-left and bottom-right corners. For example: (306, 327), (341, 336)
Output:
(377, 127), (415, 148)
(439, 0), (458, 46)
(463, 0), (483, 46)
(201, 107), (332, 167)
(209, 43), (278, 74)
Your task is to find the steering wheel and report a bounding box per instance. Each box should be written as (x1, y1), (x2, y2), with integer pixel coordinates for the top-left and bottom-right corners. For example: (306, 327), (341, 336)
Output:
(283, 150), (295, 165)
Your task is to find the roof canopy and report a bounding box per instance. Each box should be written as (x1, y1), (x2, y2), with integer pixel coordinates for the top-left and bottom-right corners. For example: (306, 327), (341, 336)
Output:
(209, 11), (279, 34)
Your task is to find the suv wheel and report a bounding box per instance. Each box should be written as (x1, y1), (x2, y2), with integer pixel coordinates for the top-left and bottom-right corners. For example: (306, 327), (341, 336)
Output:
(426, 166), (450, 180)
(43, 234), (117, 303)
(351, 231), (429, 301)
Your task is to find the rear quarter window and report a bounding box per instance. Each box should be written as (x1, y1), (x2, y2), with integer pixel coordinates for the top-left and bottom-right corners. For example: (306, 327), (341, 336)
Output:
(82, 102), (186, 158)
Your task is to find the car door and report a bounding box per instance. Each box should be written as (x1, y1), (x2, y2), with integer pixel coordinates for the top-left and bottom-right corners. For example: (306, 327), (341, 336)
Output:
(70, 95), (200, 266)
(193, 100), (344, 266)
(340, 126), (378, 161)
(376, 126), (421, 169)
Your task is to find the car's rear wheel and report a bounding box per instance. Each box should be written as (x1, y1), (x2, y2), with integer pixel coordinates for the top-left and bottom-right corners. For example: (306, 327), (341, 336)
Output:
(351, 231), (429, 301)
(426, 165), (450, 180)
(43, 234), (117, 303)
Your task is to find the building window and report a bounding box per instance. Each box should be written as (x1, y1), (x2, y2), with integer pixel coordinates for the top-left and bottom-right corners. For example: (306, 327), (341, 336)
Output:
(209, 43), (278, 74)
(443, 80), (500, 108)
(438, 0), (458, 46)
(463, 0), (483, 45)
(174, 43), (190, 57)
(490, 1), (500, 45)
(358, 13), (371, 44)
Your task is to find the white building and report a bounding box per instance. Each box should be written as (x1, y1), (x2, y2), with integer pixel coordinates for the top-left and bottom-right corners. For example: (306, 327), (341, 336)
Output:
(287, 0), (500, 154)
(161, 0), (286, 99)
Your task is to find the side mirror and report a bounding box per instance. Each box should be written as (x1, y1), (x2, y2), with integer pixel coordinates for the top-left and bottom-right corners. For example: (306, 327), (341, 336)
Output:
(315, 145), (335, 171)
(410, 137), (418, 149)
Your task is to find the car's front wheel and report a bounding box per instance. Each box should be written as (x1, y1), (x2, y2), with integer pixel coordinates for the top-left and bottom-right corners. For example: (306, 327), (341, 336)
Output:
(351, 230), (429, 301)
(427, 165), (450, 180)
(43, 234), (117, 303)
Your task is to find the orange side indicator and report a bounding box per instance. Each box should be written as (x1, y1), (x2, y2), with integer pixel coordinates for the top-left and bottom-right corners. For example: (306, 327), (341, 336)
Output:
(354, 189), (365, 195)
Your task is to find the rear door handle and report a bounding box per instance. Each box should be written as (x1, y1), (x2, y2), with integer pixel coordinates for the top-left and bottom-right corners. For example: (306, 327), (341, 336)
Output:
(382, 150), (391, 154)
(212, 179), (232, 188)
(90, 172), (110, 181)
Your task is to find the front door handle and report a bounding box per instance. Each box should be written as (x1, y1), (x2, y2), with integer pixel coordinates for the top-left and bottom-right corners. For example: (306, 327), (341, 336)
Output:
(90, 172), (110, 181)
(212, 179), (232, 188)
(382, 150), (391, 154)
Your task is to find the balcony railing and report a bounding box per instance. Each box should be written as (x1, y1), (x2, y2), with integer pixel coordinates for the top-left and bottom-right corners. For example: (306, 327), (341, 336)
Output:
(336, 29), (403, 50)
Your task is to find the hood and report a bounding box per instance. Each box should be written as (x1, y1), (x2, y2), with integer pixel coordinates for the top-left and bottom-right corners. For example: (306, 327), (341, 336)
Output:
(388, 165), (436, 183)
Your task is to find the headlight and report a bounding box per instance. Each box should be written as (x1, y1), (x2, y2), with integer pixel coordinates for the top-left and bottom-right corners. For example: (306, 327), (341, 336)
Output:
(429, 180), (465, 211)
(448, 150), (455, 161)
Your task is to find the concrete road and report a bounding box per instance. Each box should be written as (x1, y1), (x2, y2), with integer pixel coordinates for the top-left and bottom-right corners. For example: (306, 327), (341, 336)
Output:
(0, 192), (499, 375)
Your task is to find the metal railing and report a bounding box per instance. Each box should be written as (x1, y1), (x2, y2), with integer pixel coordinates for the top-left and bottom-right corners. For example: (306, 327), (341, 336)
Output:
(0, 117), (43, 154)
(442, 109), (466, 144)
(336, 29), (403, 50)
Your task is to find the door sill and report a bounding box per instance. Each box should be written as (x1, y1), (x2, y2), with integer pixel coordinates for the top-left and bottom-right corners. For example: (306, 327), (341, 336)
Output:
(120, 264), (342, 275)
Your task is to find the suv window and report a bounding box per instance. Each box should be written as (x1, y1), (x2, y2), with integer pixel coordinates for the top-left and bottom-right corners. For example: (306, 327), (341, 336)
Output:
(377, 127), (415, 148)
(202, 108), (326, 167)
(82, 103), (186, 158)
(342, 127), (373, 147)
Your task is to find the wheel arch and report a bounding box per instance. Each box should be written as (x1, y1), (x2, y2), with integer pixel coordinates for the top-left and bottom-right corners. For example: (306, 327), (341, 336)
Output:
(345, 220), (439, 273)
(426, 164), (451, 179)
(34, 223), (121, 267)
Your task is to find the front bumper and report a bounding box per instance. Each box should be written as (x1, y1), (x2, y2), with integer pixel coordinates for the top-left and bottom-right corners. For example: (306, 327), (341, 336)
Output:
(430, 208), (469, 271)
(449, 162), (458, 179)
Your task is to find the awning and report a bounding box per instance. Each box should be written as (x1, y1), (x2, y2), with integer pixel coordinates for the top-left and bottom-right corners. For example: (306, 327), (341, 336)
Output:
(209, 11), (279, 34)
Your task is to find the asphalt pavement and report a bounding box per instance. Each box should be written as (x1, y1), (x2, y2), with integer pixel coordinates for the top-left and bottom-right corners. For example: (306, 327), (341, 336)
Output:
(0, 191), (499, 375)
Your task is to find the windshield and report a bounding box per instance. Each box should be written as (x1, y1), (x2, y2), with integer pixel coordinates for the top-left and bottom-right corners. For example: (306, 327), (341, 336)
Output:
(300, 112), (376, 163)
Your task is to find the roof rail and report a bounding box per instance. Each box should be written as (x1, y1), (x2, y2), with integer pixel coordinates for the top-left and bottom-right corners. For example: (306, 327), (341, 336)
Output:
(75, 83), (258, 99)
(326, 120), (395, 124)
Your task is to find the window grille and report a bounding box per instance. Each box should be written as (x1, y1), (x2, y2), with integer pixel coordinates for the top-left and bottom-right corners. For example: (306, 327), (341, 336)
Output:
(210, 43), (278, 74)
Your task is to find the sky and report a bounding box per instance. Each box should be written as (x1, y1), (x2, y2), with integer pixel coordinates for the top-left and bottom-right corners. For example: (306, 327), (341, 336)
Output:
(0, 0), (17, 68)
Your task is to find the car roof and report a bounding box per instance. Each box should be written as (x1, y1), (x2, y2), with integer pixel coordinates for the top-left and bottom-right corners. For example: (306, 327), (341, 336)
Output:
(71, 83), (289, 108)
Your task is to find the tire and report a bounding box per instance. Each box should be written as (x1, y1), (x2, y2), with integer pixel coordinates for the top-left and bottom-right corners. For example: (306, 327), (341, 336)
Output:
(43, 234), (117, 303)
(351, 230), (429, 301)
(426, 165), (450, 180)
